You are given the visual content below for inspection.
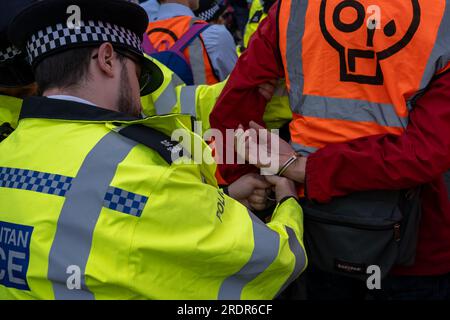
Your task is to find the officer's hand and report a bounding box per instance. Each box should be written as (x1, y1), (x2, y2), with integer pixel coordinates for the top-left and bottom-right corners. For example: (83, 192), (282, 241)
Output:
(247, 188), (272, 211)
(264, 175), (298, 203)
(258, 79), (277, 101)
(228, 173), (271, 209)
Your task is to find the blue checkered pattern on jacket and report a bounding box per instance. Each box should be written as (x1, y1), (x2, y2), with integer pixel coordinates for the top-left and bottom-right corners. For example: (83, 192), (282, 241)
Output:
(0, 167), (73, 197)
(103, 186), (148, 217)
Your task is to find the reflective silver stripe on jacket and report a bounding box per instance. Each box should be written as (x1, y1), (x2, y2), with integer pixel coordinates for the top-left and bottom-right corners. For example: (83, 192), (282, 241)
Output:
(290, 142), (318, 157)
(48, 132), (138, 300)
(285, 0), (308, 115)
(189, 37), (207, 84)
(218, 210), (306, 299)
(293, 95), (409, 129)
(275, 226), (307, 298)
(419, 1), (450, 89)
(180, 85), (198, 117)
(189, 18), (208, 85)
(154, 74), (178, 115)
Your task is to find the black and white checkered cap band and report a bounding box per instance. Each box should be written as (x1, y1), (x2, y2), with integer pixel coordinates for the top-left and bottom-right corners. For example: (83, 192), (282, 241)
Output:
(0, 46), (22, 63)
(198, 4), (221, 21)
(26, 20), (143, 64)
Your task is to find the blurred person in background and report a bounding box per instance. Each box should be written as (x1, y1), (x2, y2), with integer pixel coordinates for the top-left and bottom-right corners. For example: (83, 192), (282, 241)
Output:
(146, 0), (237, 84)
(0, 0), (36, 142)
(228, 0), (250, 45)
(194, 0), (227, 25)
(238, 0), (276, 54)
(139, 0), (160, 21)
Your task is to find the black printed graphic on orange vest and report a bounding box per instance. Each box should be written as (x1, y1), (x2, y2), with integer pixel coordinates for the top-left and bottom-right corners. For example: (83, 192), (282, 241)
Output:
(320, 0), (421, 85)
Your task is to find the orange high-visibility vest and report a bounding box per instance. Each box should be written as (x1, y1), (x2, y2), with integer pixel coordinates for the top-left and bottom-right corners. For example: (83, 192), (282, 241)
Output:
(146, 16), (219, 85)
(278, 0), (450, 155)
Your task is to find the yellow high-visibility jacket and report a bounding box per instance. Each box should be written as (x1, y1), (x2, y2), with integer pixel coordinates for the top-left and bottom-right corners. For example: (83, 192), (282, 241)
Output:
(244, 0), (268, 50)
(142, 57), (292, 135)
(0, 96), (307, 300)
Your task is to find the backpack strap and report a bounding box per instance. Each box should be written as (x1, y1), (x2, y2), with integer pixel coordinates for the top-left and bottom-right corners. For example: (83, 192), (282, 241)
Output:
(143, 27), (180, 55)
(142, 33), (157, 55)
(143, 23), (210, 55)
(170, 23), (211, 53)
(116, 124), (189, 164)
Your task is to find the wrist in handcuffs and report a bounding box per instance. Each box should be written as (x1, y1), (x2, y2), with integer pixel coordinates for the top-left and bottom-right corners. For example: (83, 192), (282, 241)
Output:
(277, 154), (306, 183)
(277, 153), (299, 176)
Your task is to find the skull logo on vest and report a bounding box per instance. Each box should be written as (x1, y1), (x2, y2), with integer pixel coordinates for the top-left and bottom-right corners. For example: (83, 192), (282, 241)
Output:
(320, 0), (421, 85)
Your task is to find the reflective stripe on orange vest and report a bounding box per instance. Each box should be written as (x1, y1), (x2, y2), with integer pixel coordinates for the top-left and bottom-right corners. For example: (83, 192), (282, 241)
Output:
(279, 0), (450, 155)
(146, 16), (219, 85)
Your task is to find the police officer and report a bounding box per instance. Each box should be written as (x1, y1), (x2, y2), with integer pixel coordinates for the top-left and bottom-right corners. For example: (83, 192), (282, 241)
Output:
(238, 0), (276, 54)
(147, 0), (237, 85)
(0, 0), (36, 142)
(0, 0), (306, 300)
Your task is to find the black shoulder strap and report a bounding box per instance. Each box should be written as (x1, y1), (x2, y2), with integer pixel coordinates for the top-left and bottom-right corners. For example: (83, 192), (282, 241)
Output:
(0, 123), (14, 142)
(250, 10), (264, 23)
(116, 124), (189, 164)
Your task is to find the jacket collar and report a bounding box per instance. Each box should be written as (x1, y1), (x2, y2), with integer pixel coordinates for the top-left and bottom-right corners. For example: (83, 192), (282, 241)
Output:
(19, 96), (140, 122)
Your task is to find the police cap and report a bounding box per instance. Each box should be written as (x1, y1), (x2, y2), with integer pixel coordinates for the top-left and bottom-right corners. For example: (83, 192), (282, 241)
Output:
(8, 0), (163, 95)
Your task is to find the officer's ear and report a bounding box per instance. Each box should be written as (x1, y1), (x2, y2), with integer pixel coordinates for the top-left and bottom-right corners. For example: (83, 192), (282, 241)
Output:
(95, 42), (117, 78)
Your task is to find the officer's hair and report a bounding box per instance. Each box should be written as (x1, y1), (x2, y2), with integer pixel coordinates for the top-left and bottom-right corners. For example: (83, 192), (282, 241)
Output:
(34, 47), (95, 94)
(34, 47), (125, 95)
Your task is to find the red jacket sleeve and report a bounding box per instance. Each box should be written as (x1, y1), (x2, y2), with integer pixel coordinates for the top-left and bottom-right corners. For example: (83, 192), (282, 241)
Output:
(306, 72), (450, 203)
(209, 2), (285, 183)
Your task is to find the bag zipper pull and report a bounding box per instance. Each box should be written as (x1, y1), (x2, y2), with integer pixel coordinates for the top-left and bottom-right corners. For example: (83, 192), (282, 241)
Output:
(394, 223), (401, 242)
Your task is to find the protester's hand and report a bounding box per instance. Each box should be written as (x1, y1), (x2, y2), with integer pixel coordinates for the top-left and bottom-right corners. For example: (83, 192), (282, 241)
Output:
(258, 79), (278, 101)
(283, 156), (307, 183)
(228, 173), (271, 210)
(264, 175), (298, 203)
(235, 121), (306, 179)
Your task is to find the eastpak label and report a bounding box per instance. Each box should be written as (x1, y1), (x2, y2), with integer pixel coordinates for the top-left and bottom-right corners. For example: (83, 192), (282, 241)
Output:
(334, 259), (367, 275)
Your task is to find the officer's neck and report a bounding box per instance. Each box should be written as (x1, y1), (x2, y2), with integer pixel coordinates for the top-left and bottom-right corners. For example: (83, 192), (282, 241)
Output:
(43, 87), (119, 113)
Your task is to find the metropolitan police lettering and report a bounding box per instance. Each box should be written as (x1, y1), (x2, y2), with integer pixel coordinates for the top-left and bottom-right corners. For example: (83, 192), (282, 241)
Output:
(0, 221), (33, 290)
